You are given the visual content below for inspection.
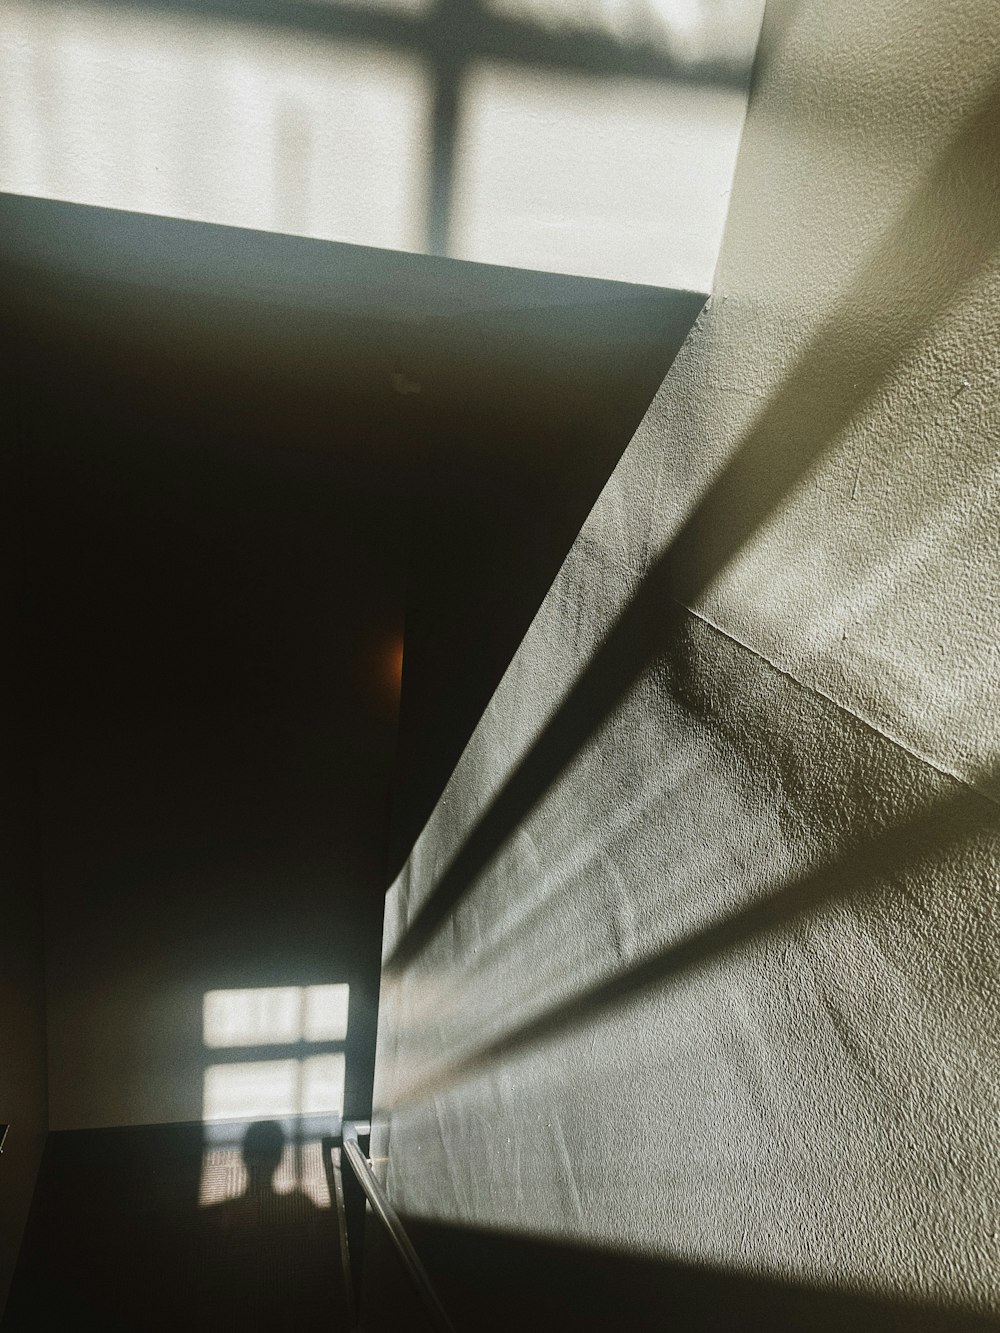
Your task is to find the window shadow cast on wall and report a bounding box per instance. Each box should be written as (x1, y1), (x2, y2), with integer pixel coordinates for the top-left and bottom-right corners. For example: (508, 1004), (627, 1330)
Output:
(9, 0), (758, 267)
(384, 757), (999, 1110)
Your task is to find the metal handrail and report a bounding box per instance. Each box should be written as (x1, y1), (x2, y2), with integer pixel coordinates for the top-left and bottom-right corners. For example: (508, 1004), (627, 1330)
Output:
(338, 1119), (456, 1333)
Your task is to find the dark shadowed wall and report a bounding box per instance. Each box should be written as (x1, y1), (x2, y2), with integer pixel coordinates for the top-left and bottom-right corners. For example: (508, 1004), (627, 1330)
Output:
(4, 200), (410, 1132)
(385, 281), (704, 878)
(368, 0), (1000, 1328)
(0, 194), (701, 1139)
(0, 386), (48, 1309)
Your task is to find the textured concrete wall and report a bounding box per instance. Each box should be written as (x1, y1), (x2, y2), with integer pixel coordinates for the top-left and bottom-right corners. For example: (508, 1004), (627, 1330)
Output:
(370, 0), (1000, 1327)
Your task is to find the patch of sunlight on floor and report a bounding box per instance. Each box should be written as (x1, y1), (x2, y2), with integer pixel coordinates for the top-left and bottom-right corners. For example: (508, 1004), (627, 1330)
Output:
(198, 1140), (332, 1208)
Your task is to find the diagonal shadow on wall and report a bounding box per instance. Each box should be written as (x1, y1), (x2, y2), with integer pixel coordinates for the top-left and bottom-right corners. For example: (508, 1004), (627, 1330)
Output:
(383, 74), (1000, 971)
(384, 756), (999, 1110)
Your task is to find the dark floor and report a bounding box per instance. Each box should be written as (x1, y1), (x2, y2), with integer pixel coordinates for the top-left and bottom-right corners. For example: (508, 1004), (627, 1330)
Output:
(11, 1123), (999, 1333)
(361, 1217), (1000, 1333)
(3, 1121), (349, 1332)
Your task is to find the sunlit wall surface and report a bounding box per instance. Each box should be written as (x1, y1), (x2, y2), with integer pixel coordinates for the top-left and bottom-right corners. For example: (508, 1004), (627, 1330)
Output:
(0, 0), (430, 251)
(451, 67), (746, 290)
(198, 1139), (333, 1209)
(368, 0), (1000, 1325)
(0, 0), (764, 289)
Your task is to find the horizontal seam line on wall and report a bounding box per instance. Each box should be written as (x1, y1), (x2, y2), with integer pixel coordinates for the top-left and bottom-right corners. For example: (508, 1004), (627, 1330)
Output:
(677, 600), (1000, 810)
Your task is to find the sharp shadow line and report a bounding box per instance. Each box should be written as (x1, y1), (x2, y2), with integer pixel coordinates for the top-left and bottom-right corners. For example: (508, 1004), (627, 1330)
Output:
(384, 770), (999, 1111)
(426, 0), (470, 258)
(383, 77), (1000, 971)
(47, 0), (754, 87)
(200, 1040), (346, 1064)
(427, 7), (754, 86)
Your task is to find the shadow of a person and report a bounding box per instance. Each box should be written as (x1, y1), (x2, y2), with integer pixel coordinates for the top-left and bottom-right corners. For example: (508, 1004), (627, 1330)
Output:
(200, 1121), (342, 1331)
(224, 1120), (318, 1226)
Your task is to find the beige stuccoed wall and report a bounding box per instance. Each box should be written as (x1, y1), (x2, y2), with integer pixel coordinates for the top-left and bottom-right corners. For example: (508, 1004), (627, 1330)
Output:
(657, 0), (1000, 799)
(370, 0), (1000, 1326)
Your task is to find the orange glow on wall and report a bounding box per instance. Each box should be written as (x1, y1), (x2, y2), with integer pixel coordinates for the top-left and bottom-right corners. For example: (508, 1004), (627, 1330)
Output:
(383, 632), (405, 711)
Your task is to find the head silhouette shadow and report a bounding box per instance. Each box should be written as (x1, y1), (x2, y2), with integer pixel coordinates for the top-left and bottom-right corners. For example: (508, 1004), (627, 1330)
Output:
(241, 1120), (287, 1198)
(205, 1120), (320, 1223)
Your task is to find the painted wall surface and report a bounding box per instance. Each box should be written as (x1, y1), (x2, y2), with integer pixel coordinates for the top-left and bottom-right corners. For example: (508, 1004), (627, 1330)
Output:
(0, 0), (763, 289)
(370, 0), (1000, 1328)
(0, 411), (48, 1312)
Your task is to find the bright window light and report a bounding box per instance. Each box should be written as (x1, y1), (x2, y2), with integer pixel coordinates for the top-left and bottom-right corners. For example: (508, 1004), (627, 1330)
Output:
(451, 63), (748, 290)
(302, 985), (351, 1042)
(311, 0), (430, 10)
(300, 1054), (348, 1115)
(202, 1053), (346, 1121)
(0, 0), (430, 253)
(204, 988), (301, 1048)
(199, 984), (349, 1207)
(203, 984), (350, 1048)
(203, 1059), (300, 1121)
